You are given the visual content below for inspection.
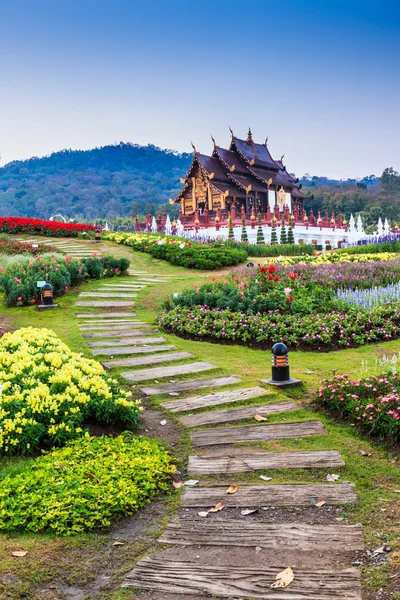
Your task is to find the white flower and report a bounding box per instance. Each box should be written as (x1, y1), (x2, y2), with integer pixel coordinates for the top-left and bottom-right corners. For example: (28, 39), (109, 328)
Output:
(157, 240), (164, 245)
(179, 243), (185, 249)
(173, 293), (180, 299)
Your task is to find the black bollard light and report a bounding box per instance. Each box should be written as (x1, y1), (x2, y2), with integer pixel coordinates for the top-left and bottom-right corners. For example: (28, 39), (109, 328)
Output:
(38, 283), (58, 310)
(95, 228), (102, 242)
(260, 342), (302, 389)
(247, 261), (255, 267)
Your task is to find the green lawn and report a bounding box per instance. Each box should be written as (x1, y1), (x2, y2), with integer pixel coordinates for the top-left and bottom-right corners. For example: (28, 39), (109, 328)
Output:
(0, 236), (399, 600)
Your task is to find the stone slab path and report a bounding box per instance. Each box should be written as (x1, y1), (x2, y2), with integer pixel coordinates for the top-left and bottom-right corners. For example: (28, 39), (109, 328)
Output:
(179, 401), (297, 427)
(188, 449), (346, 474)
(87, 336), (166, 347)
(79, 292), (137, 298)
(76, 301), (136, 307)
(140, 375), (242, 396)
(102, 351), (194, 369)
(91, 344), (176, 356)
(75, 312), (137, 318)
(122, 361), (218, 382)
(83, 329), (158, 338)
(161, 386), (272, 412)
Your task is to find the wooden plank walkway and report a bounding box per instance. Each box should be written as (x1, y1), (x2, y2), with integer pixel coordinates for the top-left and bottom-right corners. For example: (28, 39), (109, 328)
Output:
(83, 329), (158, 338)
(76, 301), (136, 307)
(179, 401), (297, 427)
(161, 386), (271, 412)
(140, 375), (242, 396)
(191, 420), (326, 447)
(158, 519), (364, 551)
(87, 336), (166, 347)
(102, 351), (194, 369)
(181, 483), (358, 507)
(124, 559), (362, 599)
(91, 345), (176, 356)
(122, 361), (218, 382)
(188, 450), (345, 474)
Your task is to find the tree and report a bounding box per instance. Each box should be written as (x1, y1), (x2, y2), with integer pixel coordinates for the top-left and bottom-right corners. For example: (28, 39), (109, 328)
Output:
(256, 212), (265, 244)
(228, 215), (235, 240)
(287, 224), (295, 244)
(280, 223), (287, 244)
(270, 225), (278, 245)
(241, 216), (248, 242)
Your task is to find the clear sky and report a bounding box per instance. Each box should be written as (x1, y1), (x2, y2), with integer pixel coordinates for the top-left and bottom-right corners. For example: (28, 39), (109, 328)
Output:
(1, 0), (399, 178)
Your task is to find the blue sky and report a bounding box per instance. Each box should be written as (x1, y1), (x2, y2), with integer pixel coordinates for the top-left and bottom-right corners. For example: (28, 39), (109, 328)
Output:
(1, 0), (399, 177)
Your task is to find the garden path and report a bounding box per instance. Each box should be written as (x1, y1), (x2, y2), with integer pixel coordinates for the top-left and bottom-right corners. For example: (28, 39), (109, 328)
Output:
(63, 243), (364, 600)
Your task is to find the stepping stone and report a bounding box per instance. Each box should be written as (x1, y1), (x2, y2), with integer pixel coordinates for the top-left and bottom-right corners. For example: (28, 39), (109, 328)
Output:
(123, 559), (361, 599)
(135, 278), (169, 283)
(79, 293), (137, 298)
(83, 329), (158, 338)
(78, 324), (147, 331)
(162, 386), (272, 413)
(191, 420), (326, 447)
(76, 301), (136, 307)
(75, 312), (137, 318)
(102, 351), (194, 369)
(140, 375), (242, 396)
(159, 519), (364, 551)
(122, 361), (218, 382)
(87, 336), (166, 347)
(96, 287), (145, 291)
(179, 401), (297, 427)
(181, 482), (359, 507)
(100, 283), (147, 287)
(91, 345), (176, 356)
(188, 450), (346, 474)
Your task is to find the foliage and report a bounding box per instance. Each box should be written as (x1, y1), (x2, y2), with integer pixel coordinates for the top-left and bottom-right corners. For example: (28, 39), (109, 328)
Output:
(256, 213), (265, 245)
(104, 231), (247, 270)
(270, 226), (278, 245)
(0, 434), (174, 534)
(337, 282), (400, 308)
(270, 251), (397, 265)
(338, 238), (400, 255)
(0, 217), (95, 237)
(317, 372), (400, 442)
(0, 143), (191, 220)
(287, 225), (295, 244)
(0, 327), (141, 455)
(228, 215), (235, 240)
(0, 239), (59, 255)
(157, 301), (400, 351)
(241, 216), (248, 242)
(279, 225), (287, 245)
(0, 252), (129, 307)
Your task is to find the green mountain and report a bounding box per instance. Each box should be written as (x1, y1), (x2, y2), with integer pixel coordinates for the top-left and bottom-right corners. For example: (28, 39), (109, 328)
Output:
(0, 143), (192, 221)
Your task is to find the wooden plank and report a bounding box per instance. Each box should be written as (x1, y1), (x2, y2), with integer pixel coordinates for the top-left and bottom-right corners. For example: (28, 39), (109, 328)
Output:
(91, 344), (176, 356)
(181, 483), (358, 507)
(75, 312), (136, 318)
(79, 292), (137, 298)
(102, 351), (194, 369)
(159, 519), (364, 551)
(140, 376), (242, 396)
(191, 420), (326, 447)
(180, 402), (297, 427)
(76, 301), (136, 307)
(87, 336), (166, 347)
(188, 450), (345, 474)
(124, 559), (361, 598)
(78, 324), (146, 331)
(162, 386), (271, 413)
(83, 329), (158, 338)
(122, 361), (219, 382)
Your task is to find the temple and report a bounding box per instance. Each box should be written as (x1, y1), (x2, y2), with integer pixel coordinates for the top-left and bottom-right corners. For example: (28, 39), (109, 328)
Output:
(172, 128), (350, 247)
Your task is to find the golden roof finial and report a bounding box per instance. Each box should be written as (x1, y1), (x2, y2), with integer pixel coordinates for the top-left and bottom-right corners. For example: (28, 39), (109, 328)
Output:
(190, 141), (197, 153)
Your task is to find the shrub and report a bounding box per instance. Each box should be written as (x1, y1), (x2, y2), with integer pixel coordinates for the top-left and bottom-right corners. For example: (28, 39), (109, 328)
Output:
(0, 327), (141, 454)
(317, 372), (400, 442)
(0, 434), (174, 534)
(241, 216), (248, 242)
(0, 239), (59, 255)
(256, 213), (265, 245)
(0, 217), (95, 237)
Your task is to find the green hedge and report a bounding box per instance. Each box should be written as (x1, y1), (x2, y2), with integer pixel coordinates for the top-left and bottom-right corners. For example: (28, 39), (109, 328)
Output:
(337, 241), (400, 255)
(223, 240), (315, 257)
(0, 434), (174, 534)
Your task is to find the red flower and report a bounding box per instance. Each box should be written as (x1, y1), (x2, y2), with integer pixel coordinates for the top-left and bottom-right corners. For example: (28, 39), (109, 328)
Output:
(267, 264), (276, 274)
(287, 295), (294, 303)
(268, 274), (274, 280)
(288, 272), (298, 280)
(259, 266), (267, 275)
(273, 275), (280, 282)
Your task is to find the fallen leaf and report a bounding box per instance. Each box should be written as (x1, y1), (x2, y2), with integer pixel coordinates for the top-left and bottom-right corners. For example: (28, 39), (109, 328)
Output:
(183, 479), (198, 486)
(360, 450), (372, 456)
(84, 472), (95, 479)
(112, 541), (125, 547)
(197, 511), (209, 518)
(208, 502), (224, 512)
(226, 484), (239, 494)
(259, 475), (272, 482)
(271, 566), (294, 589)
(315, 500), (326, 508)
(241, 509), (258, 516)
(168, 392), (179, 396)
(172, 481), (183, 488)
(254, 414), (268, 422)
(11, 551), (27, 557)
(304, 369), (314, 374)
(326, 474), (340, 482)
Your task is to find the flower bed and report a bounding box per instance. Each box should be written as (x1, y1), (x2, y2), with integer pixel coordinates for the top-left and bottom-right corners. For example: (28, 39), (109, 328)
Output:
(337, 282), (400, 308)
(104, 232), (247, 269)
(0, 327), (141, 454)
(0, 434), (174, 534)
(317, 373), (400, 442)
(0, 217), (95, 237)
(0, 239), (59, 255)
(0, 253), (129, 307)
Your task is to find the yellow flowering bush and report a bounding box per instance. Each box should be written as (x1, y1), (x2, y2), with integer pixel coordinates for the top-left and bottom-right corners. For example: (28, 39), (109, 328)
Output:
(0, 433), (174, 534)
(0, 327), (141, 454)
(267, 251), (397, 266)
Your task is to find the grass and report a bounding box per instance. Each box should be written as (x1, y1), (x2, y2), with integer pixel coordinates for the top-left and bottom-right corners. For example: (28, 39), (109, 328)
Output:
(0, 235), (399, 598)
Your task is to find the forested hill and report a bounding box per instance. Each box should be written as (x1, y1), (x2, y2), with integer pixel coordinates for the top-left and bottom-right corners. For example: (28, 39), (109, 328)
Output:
(0, 143), (192, 220)
(0, 142), (399, 227)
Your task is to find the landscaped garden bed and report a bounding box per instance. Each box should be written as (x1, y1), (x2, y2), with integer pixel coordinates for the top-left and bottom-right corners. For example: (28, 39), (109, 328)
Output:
(0, 216), (95, 237)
